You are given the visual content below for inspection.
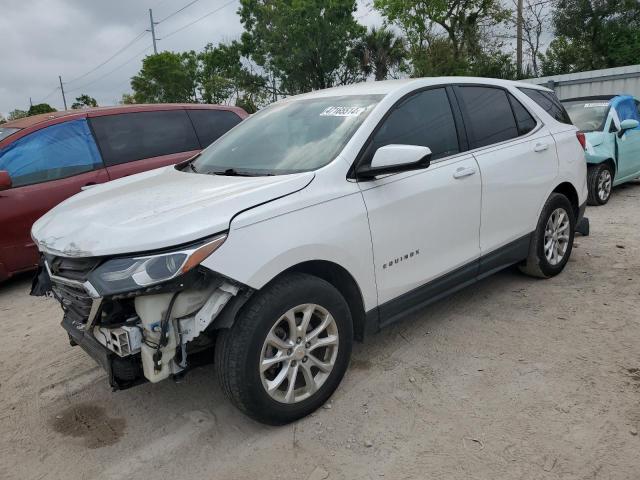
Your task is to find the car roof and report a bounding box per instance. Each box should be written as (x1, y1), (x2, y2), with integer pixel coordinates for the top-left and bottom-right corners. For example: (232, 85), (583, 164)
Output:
(284, 77), (552, 102)
(2, 103), (247, 130)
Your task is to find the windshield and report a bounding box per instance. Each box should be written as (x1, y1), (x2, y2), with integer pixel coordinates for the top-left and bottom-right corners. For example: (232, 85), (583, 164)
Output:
(191, 95), (383, 175)
(562, 100), (610, 131)
(0, 127), (20, 142)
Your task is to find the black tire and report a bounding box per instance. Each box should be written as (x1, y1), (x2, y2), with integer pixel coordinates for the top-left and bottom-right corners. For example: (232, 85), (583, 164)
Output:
(519, 193), (576, 279)
(215, 272), (353, 425)
(587, 163), (613, 205)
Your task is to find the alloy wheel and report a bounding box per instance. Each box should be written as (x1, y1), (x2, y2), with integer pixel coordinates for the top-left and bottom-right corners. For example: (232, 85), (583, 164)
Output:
(260, 304), (339, 404)
(597, 169), (612, 202)
(544, 208), (570, 266)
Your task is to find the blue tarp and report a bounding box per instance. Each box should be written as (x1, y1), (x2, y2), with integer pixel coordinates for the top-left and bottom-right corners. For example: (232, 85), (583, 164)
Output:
(0, 119), (102, 187)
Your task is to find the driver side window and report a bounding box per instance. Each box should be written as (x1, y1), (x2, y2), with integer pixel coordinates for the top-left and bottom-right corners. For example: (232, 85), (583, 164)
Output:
(361, 88), (460, 166)
(0, 119), (102, 188)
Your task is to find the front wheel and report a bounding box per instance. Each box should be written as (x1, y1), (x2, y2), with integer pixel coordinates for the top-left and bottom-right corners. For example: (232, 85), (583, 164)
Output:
(215, 273), (353, 425)
(587, 163), (613, 205)
(519, 193), (576, 278)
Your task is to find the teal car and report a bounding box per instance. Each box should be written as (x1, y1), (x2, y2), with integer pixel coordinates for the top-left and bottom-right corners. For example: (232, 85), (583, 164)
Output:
(562, 95), (640, 205)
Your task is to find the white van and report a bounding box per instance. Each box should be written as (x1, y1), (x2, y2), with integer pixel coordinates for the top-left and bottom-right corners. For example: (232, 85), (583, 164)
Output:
(32, 77), (589, 425)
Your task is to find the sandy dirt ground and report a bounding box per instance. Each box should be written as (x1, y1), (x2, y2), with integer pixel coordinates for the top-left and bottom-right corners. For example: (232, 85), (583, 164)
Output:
(1, 182), (640, 480)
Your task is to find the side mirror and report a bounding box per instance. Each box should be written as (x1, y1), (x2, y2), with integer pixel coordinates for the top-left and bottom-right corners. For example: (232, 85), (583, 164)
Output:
(620, 119), (639, 131)
(357, 144), (432, 179)
(0, 171), (11, 191)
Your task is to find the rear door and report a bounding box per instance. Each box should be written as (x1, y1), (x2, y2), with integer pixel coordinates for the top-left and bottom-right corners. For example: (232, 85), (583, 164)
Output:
(0, 119), (108, 274)
(357, 87), (481, 312)
(455, 86), (558, 260)
(89, 109), (201, 180)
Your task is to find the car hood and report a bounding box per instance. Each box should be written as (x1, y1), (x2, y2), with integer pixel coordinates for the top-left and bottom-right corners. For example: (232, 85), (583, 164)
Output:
(32, 166), (314, 258)
(584, 131), (605, 149)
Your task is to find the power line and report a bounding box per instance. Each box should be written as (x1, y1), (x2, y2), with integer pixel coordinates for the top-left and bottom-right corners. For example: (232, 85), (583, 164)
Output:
(64, 30), (148, 85)
(157, 0), (203, 23)
(160, 0), (238, 41)
(38, 86), (61, 104)
(65, 45), (153, 94)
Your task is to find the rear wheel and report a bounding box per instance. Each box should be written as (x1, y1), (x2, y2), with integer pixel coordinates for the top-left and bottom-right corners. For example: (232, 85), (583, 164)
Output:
(215, 273), (353, 425)
(519, 193), (576, 278)
(587, 163), (613, 205)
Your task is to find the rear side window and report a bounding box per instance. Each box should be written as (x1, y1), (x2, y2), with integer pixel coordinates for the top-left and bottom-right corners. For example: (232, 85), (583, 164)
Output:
(508, 94), (537, 135)
(0, 119), (102, 187)
(362, 88), (459, 164)
(457, 86), (519, 149)
(187, 109), (242, 147)
(520, 88), (572, 124)
(90, 110), (200, 166)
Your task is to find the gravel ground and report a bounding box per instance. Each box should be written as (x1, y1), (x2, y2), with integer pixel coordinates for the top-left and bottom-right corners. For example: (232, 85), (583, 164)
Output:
(1, 182), (640, 480)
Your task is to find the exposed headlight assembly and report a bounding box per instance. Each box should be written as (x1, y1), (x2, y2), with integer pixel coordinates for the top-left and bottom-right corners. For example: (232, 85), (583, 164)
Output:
(88, 234), (227, 295)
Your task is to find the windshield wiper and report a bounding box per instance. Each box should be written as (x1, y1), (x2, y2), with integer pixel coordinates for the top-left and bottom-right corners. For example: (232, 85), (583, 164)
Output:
(210, 168), (273, 177)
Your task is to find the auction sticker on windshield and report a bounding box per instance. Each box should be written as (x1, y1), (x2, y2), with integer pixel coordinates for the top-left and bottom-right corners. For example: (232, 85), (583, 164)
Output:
(320, 106), (366, 117)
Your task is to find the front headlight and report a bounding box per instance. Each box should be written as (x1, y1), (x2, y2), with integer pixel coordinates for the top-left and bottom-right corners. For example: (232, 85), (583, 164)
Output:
(88, 234), (227, 295)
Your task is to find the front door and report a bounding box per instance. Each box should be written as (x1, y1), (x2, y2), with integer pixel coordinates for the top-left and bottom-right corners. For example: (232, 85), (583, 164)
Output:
(0, 119), (108, 276)
(356, 88), (482, 313)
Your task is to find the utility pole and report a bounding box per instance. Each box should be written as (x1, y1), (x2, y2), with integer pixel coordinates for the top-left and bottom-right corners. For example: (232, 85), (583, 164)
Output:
(148, 9), (158, 54)
(29, 97), (33, 108)
(58, 75), (67, 110)
(516, 0), (524, 78)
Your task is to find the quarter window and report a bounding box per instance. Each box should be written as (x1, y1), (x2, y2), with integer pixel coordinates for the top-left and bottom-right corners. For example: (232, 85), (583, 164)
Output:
(508, 94), (537, 135)
(187, 109), (243, 148)
(0, 119), (102, 187)
(458, 86), (519, 149)
(90, 110), (200, 166)
(363, 88), (459, 165)
(520, 88), (572, 124)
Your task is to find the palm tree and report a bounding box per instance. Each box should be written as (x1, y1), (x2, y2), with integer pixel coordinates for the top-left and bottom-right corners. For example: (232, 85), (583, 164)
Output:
(353, 27), (407, 81)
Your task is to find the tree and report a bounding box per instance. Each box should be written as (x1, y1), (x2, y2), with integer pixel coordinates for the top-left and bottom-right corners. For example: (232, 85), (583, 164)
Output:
(352, 27), (407, 80)
(28, 103), (56, 116)
(71, 94), (98, 109)
(541, 0), (640, 75)
(120, 93), (136, 105)
(239, 0), (365, 95)
(7, 109), (28, 121)
(374, 0), (510, 76)
(0, 115), (6, 125)
(131, 51), (199, 103)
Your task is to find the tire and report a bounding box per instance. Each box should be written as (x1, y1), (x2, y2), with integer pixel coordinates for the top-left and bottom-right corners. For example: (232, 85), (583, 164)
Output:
(587, 163), (613, 205)
(519, 193), (576, 279)
(215, 272), (353, 425)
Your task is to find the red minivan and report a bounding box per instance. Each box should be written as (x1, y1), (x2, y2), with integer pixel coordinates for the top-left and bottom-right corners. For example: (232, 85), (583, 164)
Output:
(0, 104), (248, 281)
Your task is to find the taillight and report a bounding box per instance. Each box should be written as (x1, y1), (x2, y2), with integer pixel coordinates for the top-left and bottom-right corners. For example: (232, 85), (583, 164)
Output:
(576, 131), (586, 150)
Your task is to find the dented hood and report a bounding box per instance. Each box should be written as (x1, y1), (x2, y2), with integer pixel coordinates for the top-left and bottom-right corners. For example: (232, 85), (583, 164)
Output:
(32, 166), (314, 257)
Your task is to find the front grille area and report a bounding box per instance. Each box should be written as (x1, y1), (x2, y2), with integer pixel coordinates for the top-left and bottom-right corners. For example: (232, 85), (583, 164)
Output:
(51, 281), (95, 325)
(45, 255), (101, 325)
(46, 255), (101, 282)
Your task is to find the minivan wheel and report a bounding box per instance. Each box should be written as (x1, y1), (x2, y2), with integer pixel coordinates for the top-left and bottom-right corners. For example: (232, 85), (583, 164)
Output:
(215, 273), (353, 425)
(519, 193), (576, 279)
(587, 163), (613, 205)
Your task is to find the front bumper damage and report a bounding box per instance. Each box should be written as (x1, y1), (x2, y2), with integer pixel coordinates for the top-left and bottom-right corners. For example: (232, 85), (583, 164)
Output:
(32, 257), (252, 390)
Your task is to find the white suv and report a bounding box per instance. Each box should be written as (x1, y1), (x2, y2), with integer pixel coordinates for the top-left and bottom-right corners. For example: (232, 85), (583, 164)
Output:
(32, 77), (589, 425)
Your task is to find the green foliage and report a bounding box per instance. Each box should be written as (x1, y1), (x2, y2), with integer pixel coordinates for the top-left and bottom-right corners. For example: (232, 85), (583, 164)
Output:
(120, 93), (136, 105)
(7, 109), (28, 121)
(374, 0), (509, 77)
(352, 27), (407, 80)
(28, 103), (57, 116)
(71, 94), (98, 109)
(541, 0), (640, 75)
(131, 51), (199, 103)
(239, 0), (365, 94)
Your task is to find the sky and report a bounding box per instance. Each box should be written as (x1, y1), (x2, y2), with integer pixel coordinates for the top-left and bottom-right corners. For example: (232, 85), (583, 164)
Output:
(0, 0), (383, 117)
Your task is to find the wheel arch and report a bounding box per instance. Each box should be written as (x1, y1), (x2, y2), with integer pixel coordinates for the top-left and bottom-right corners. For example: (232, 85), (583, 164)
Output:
(275, 260), (367, 342)
(552, 182), (580, 218)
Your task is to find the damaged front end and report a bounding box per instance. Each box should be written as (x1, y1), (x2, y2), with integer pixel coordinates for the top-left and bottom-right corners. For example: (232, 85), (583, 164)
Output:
(31, 234), (252, 390)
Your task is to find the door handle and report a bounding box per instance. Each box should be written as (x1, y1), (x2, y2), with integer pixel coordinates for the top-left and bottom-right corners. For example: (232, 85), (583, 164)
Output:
(533, 142), (549, 152)
(453, 166), (477, 179)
